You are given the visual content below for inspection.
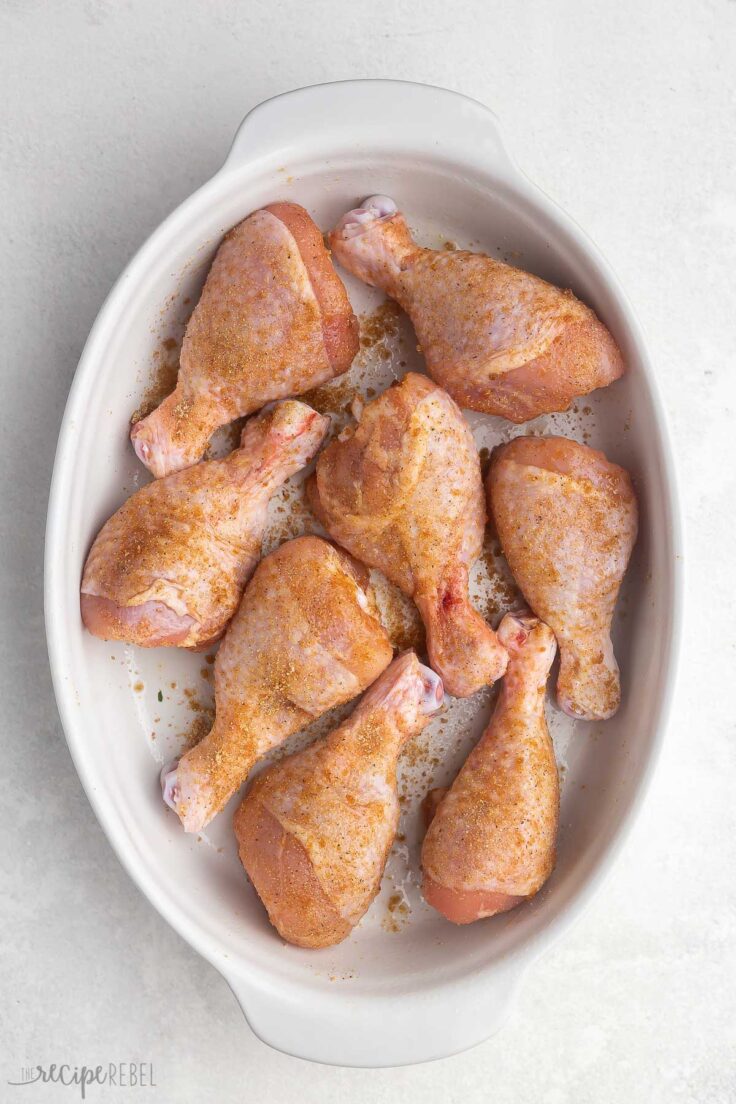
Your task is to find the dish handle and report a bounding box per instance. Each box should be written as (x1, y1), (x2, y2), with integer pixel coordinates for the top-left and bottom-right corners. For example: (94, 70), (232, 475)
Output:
(223, 964), (523, 1067)
(222, 79), (519, 182)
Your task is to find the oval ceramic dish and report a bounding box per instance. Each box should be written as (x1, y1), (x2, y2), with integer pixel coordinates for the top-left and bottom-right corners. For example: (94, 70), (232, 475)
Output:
(45, 80), (683, 1067)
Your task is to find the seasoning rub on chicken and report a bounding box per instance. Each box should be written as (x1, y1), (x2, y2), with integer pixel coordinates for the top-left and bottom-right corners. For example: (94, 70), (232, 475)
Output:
(330, 196), (624, 423)
(132, 203), (358, 477)
(161, 536), (393, 832)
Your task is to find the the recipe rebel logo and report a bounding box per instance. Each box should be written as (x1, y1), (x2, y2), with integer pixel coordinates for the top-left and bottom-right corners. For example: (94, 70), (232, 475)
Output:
(8, 1063), (156, 1098)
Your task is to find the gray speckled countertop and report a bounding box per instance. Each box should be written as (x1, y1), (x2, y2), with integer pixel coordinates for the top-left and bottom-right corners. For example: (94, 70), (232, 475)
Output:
(2, 1), (735, 1100)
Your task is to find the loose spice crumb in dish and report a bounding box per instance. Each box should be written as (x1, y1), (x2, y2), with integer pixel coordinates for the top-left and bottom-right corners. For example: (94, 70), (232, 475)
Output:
(178, 712), (215, 754)
(382, 891), (411, 933)
(130, 336), (182, 425)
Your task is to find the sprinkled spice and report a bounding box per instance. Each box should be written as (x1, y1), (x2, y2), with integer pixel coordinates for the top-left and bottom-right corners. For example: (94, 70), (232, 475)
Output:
(178, 712), (215, 753)
(130, 336), (181, 424)
(301, 377), (356, 416)
(382, 891), (410, 933)
(359, 300), (402, 350)
(183, 686), (211, 714)
(477, 548), (522, 622)
(370, 571), (426, 654)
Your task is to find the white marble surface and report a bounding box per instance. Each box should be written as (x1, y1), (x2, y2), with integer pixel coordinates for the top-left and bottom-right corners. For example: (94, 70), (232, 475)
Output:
(2, 1), (735, 1100)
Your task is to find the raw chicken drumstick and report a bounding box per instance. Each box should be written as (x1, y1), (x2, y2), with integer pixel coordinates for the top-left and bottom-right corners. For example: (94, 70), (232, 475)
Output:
(132, 202), (359, 477)
(81, 401), (328, 649)
(421, 612), (558, 924)
(308, 372), (508, 697)
(162, 536), (393, 832)
(329, 196), (624, 422)
(234, 651), (444, 948)
(488, 435), (638, 720)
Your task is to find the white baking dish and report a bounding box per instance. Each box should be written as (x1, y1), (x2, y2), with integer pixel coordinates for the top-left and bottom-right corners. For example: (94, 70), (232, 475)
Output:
(45, 80), (683, 1067)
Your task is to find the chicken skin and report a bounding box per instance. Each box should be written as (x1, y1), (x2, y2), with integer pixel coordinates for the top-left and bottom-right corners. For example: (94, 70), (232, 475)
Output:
(488, 436), (638, 720)
(81, 401), (328, 649)
(161, 536), (393, 832)
(329, 196), (624, 423)
(234, 651), (444, 948)
(132, 203), (359, 477)
(308, 372), (507, 697)
(422, 612), (558, 924)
